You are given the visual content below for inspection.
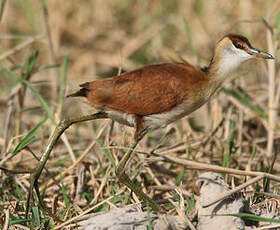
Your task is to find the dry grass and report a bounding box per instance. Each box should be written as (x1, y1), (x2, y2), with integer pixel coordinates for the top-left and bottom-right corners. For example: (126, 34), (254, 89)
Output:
(0, 0), (280, 229)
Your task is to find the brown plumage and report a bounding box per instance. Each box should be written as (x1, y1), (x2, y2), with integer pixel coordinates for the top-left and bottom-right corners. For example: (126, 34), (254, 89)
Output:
(70, 63), (208, 115)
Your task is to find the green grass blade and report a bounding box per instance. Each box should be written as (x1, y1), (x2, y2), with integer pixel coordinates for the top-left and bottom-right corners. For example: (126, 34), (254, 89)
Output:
(22, 79), (56, 124)
(183, 18), (197, 56)
(222, 88), (280, 131)
(41, 0), (48, 14)
(0, 77), (22, 96)
(0, 66), (56, 123)
(146, 206), (154, 230)
(24, 50), (39, 80)
(31, 206), (41, 228)
(221, 88), (267, 119)
(176, 167), (185, 185)
(102, 147), (116, 167)
(274, 11), (280, 28)
(12, 117), (48, 153)
(214, 213), (280, 223)
(61, 174), (70, 209)
(222, 119), (235, 177)
(0, 0), (7, 21)
(185, 192), (195, 215)
(250, 145), (257, 160)
(97, 156), (105, 176)
(59, 56), (68, 108)
(0, 51), (39, 95)
(39, 63), (60, 70)
(97, 140), (116, 167)
(193, 0), (203, 15)
(9, 218), (29, 225)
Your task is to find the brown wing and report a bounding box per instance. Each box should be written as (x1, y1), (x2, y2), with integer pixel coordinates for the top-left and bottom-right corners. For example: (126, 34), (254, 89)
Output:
(75, 63), (208, 115)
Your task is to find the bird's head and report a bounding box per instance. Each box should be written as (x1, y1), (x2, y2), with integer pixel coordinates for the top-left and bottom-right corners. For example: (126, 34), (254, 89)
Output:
(221, 34), (273, 59)
(209, 34), (274, 79)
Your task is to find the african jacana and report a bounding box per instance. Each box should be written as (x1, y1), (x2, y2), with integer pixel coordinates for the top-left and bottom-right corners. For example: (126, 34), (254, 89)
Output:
(65, 34), (273, 211)
(67, 34), (273, 212)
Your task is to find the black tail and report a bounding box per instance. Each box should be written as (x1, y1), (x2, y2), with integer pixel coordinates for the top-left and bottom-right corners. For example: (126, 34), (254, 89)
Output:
(67, 82), (90, 98)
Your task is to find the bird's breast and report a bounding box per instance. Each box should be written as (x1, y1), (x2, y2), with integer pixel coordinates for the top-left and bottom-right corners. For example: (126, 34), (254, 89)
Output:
(143, 96), (205, 130)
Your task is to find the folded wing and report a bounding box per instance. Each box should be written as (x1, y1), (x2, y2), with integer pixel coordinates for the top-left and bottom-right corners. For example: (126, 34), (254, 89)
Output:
(72, 63), (207, 115)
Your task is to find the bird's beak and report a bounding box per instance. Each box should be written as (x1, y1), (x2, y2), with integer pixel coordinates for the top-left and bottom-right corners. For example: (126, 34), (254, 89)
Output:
(248, 46), (274, 59)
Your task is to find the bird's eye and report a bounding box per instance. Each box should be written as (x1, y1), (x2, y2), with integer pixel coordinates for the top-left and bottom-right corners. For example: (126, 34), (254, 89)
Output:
(233, 42), (244, 49)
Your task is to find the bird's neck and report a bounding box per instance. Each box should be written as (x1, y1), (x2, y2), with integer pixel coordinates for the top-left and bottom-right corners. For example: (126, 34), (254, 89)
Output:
(206, 47), (246, 84)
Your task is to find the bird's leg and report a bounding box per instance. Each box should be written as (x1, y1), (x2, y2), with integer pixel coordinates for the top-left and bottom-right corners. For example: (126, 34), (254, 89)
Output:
(25, 112), (108, 218)
(115, 124), (161, 212)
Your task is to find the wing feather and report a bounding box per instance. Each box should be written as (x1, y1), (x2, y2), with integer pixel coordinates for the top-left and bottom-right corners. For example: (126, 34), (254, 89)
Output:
(83, 63), (208, 115)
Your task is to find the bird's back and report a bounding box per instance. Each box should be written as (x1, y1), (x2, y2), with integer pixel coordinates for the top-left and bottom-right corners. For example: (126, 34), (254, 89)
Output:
(72, 63), (210, 116)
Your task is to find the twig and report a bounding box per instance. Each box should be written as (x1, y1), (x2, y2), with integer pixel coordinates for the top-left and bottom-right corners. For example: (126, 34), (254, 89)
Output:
(265, 19), (276, 160)
(175, 188), (196, 230)
(253, 191), (280, 199)
(40, 0), (58, 101)
(169, 197), (196, 230)
(1, 93), (15, 156)
(89, 167), (111, 205)
(61, 133), (76, 162)
(150, 152), (280, 182)
(203, 175), (264, 207)
(94, 22), (164, 69)
(41, 1), (76, 168)
(201, 117), (225, 146)
(0, 34), (44, 60)
(53, 191), (123, 230)
(3, 209), (9, 230)
(256, 223), (280, 230)
(0, 166), (32, 174)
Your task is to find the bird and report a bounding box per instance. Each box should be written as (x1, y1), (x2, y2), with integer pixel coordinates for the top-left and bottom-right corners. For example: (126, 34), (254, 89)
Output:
(68, 34), (274, 212)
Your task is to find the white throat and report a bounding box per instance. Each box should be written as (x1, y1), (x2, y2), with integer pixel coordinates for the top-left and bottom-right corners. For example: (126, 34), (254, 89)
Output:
(212, 45), (252, 82)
